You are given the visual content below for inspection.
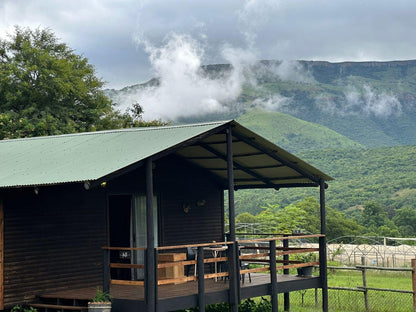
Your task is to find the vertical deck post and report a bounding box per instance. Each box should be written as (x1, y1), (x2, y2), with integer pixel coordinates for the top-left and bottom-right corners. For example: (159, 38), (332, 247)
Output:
(270, 240), (278, 312)
(283, 236), (289, 311)
(197, 246), (205, 312)
(0, 198), (3, 310)
(226, 126), (239, 311)
(103, 248), (110, 294)
(319, 178), (328, 312)
(227, 126), (236, 242)
(145, 158), (156, 312)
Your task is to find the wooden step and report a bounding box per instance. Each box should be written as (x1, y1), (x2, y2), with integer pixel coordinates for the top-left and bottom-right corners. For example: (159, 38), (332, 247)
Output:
(30, 303), (88, 311)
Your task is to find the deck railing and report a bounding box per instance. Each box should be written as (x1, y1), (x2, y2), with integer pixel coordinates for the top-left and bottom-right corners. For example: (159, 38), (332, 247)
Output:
(102, 234), (324, 289)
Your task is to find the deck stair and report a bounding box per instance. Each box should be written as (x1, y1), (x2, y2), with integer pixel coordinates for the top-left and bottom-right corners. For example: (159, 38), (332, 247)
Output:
(30, 295), (89, 312)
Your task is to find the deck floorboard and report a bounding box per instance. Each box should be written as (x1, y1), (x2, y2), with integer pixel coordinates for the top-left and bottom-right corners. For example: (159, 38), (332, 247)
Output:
(38, 273), (312, 301)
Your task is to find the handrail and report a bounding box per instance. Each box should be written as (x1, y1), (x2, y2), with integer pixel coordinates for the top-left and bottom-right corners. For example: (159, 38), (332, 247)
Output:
(102, 246), (146, 251)
(102, 234), (325, 287)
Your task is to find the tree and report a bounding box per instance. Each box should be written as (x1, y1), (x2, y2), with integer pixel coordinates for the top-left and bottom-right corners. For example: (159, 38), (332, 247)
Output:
(0, 27), (166, 139)
(361, 201), (388, 228)
(392, 206), (416, 236)
(235, 212), (257, 224)
(256, 203), (307, 234)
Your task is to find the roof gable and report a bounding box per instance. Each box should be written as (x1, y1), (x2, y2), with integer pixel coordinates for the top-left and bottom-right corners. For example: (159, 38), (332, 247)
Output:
(0, 120), (332, 189)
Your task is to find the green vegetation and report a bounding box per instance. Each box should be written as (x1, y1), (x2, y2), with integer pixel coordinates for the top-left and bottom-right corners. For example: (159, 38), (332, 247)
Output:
(177, 269), (413, 312)
(11, 305), (37, 312)
(0, 27), (166, 140)
(90, 287), (111, 303)
(234, 143), (416, 239)
(237, 109), (363, 153)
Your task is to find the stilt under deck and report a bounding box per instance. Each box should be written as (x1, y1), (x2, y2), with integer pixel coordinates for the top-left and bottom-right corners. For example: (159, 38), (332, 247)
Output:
(36, 274), (320, 312)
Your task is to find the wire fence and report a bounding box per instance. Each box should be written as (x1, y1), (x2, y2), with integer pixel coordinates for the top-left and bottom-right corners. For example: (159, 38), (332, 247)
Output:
(285, 261), (415, 312)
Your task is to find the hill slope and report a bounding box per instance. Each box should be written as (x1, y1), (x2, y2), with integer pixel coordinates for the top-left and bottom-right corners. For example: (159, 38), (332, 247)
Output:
(236, 109), (363, 153)
(234, 145), (416, 216)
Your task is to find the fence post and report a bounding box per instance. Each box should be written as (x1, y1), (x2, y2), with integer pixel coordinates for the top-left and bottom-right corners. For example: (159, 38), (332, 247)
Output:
(412, 259), (416, 311)
(361, 257), (369, 311)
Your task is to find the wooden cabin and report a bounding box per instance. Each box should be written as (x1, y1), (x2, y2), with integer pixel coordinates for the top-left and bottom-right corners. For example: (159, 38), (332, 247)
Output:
(0, 120), (332, 312)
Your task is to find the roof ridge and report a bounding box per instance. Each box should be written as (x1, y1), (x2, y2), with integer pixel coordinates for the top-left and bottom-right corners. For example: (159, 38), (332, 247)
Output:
(0, 120), (232, 143)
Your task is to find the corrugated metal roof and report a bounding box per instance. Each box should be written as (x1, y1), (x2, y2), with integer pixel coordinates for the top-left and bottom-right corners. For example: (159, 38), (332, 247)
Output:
(0, 121), (226, 188)
(0, 120), (332, 189)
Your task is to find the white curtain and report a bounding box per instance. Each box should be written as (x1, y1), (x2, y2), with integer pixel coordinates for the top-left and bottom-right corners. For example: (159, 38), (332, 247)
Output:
(131, 195), (158, 280)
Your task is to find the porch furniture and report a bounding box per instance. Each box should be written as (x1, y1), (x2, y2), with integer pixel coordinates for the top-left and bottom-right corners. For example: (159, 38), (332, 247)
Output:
(204, 246), (227, 281)
(158, 253), (187, 284)
(185, 247), (196, 276)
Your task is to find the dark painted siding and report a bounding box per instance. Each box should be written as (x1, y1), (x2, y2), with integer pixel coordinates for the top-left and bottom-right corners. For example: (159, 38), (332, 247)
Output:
(3, 185), (106, 307)
(156, 156), (224, 246)
(106, 155), (225, 247)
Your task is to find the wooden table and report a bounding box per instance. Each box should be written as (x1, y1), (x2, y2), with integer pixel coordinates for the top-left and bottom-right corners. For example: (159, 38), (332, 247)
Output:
(158, 253), (187, 284)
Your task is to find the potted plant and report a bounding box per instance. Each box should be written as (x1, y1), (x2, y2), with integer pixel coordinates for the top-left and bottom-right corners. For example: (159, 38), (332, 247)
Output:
(11, 305), (37, 312)
(296, 253), (316, 277)
(88, 288), (111, 312)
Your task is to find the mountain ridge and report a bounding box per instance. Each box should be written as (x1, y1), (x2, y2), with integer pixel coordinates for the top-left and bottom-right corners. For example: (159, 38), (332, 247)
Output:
(105, 59), (416, 148)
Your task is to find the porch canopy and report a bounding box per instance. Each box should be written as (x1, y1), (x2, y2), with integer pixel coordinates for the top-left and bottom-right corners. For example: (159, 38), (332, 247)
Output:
(0, 120), (332, 190)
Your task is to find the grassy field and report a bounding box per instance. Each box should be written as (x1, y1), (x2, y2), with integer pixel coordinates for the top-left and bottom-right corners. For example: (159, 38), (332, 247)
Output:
(286, 268), (413, 312)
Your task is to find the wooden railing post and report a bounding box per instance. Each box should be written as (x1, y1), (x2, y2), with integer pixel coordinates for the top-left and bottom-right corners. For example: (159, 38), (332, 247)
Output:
(103, 248), (110, 294)
(283, 236), (289, 311)
(197, 246), (205, 312)
(228, 242), (239, 312)
(154, 249), (158, 306)
(270, 240), (278, 312)
(412, 259), (416, 311)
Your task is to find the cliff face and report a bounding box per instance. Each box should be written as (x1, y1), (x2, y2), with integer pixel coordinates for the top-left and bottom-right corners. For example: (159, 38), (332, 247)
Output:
(299, 60), (416, 83)
(106, 60), (416, 148)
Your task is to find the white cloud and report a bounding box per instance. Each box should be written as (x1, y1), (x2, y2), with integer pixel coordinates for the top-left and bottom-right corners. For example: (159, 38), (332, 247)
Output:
(117, 33), (258, 121)
(315, 84), (402, 118)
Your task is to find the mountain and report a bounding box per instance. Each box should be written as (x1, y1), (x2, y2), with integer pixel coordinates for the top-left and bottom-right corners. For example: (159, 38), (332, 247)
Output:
(105, 60), (416, 218)
(106, 60), (416, 148)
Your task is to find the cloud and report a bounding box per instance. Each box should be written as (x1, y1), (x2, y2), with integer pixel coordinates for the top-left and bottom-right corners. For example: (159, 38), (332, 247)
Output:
(315, 84), (402, 118)
(266, 60), (315, 83)
(252, 95), (293, 112)
(116, 33), (258, 121)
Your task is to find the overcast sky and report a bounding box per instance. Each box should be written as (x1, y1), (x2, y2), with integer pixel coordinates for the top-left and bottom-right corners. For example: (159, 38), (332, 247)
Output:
(1, 0), (416, 89)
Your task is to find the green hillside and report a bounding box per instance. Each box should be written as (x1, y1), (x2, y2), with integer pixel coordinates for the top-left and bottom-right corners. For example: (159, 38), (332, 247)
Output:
(107, 60), (416, 148)
(237, 109), (363, 153)
(234, 145), (416, 217)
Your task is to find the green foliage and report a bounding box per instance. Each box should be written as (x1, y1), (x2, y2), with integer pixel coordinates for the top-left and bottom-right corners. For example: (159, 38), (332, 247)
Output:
(237, 109), (363, 153)
(235, 212), (257, 224)
(234, 144), (416, 239)
(91, 287), (111, 303)
(256, 203), (307, 234)
(236, 197), (365, 241)
(11, 305), (37, 312)
(0, 26), (168, 139)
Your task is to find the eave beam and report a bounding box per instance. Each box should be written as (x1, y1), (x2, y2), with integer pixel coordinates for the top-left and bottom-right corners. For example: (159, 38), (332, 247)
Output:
(199, 142), (278, 190)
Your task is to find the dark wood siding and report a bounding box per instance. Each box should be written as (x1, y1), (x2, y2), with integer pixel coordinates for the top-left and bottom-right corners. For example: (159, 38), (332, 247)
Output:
(3, 185), (106, 307)
(156, 156), (224, 246)
(106, 155), (225, 247)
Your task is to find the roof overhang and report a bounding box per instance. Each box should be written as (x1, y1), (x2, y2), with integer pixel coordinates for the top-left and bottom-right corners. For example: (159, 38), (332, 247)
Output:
(0, 120), (332, 190)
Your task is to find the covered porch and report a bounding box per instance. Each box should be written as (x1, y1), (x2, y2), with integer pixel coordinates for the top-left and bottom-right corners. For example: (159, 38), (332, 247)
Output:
(34, 234), (324, 312)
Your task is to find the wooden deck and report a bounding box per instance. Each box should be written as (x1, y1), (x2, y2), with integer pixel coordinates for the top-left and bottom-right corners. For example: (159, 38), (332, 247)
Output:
(38, 273), (321, 311)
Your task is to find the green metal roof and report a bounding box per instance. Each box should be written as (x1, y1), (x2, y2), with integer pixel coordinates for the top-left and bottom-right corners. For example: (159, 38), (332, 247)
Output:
(0, 120), (332, 189)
